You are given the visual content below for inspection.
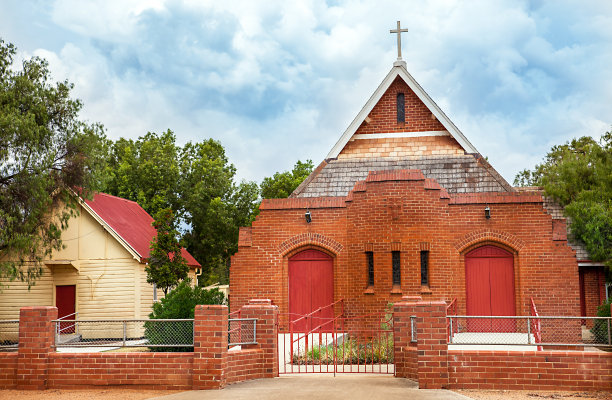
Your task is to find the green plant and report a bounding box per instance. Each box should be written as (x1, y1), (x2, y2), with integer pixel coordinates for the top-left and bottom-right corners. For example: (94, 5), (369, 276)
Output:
(590, 299), (611, 345)
(292, 333), (394, 365)
(144, 280), (225, 351)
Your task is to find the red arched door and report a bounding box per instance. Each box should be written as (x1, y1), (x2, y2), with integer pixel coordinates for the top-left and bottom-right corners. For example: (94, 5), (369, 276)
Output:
(289, 249), (333, 332)
(465, 245), (515, 332)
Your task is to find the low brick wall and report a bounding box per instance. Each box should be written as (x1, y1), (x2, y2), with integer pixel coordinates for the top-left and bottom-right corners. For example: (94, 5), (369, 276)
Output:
(226, 349), (264, 384)
(395, 298), (612, 391)
(448, 350), (612, 391)
(2, 301), (278, 391)
(0, 353), (17, 388)
(48, 353), (194, 389)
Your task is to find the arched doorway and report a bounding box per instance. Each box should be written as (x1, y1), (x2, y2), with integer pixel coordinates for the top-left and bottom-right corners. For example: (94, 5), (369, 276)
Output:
(465, 245), (515, 332)
(289, 249), (333, 332)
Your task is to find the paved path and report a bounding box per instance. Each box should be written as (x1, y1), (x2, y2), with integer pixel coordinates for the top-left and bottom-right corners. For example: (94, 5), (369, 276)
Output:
(150, 375), (472, 400)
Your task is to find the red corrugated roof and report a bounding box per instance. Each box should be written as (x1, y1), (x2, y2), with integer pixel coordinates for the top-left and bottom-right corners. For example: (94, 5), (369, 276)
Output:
(83, 192), (200, 267)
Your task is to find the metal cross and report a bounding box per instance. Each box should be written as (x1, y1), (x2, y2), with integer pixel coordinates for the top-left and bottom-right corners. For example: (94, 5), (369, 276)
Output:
(390, 21), (408, 60)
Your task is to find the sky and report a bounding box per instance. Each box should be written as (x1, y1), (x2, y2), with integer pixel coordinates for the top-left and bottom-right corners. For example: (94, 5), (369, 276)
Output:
(1, 0), (611, 185)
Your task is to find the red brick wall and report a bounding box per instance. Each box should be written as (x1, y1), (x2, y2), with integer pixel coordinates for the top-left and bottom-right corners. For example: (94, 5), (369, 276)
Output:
(7, 304), (277, 391)
(583, 267), (605, 318)
(355, 76), (446, 134)
(16, 306), (57, 389)
(448, 350), (612, 390)
(47, 353), (193, 389)
(0, 353), (17, 389)
(193, 304), (228, 389)
(231, 170), (580, 327)
(226, 349), (263, 384)
(239, 299), (279, 377)
(393, 297), (426, 381)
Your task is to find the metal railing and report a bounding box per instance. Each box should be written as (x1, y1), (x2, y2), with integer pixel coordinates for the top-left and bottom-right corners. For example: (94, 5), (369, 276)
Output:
(56, 312), (79, 338)
(0, 320), (19, 350)
(228, 318), (257, 347)
(447, 315), (612, 348)
(53, 319), (194, 348)
(279, 304), (395, 375)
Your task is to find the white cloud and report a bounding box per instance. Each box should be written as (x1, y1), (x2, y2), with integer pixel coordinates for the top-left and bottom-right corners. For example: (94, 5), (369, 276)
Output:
(2, 0), (610, 184)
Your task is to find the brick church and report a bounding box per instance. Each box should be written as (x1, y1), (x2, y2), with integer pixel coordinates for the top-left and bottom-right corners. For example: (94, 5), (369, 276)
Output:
(230, 32), (607, 328)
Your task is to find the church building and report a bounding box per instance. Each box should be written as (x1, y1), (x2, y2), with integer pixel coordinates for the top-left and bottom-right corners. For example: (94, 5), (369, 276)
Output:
(230, 24), (607, 328)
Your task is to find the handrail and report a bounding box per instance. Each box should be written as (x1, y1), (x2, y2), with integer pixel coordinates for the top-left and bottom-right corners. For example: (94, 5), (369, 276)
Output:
(57, 312), (78, 320)
(530, 297), (542, 351)
(288, 299), (345, 366)
(290, 299), (344, 325)
(56, 312), (79, 336)
(446, 298), (457, 315)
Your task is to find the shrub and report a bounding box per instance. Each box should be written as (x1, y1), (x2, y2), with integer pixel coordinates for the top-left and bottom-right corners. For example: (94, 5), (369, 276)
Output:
(145, 280), (225, 351)
(591, 299), (611, 344)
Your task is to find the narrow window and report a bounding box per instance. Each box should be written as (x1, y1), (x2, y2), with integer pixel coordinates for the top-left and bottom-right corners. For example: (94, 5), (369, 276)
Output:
(397, 93), (405, 123)
(392, 251), (401, 286)
(420, 250), (429, 286)
(366, 251), (374, 286)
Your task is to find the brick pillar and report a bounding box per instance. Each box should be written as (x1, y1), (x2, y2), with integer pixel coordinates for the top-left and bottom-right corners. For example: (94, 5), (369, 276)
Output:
(240, 299), (278, 378)
(16, 306), (57, 389)
(193, 304), (228, 390)
(405, 300), (449, 389)
(393, 296), (421, 380)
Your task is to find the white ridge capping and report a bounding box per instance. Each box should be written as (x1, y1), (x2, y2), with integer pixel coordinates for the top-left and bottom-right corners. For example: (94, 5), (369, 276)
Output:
(326, 63), (479, 159)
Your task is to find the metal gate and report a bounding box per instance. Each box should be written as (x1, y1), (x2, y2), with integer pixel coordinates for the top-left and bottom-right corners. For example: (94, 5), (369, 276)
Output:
(277, 300), (394, 375)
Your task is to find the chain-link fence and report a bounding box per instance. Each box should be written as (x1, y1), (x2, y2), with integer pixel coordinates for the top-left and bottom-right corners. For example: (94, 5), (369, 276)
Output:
(53, 319), (194, 350)
(0, 320), (19, 350)
(447, 316), (612, 347)
(228, 318), (257, 347)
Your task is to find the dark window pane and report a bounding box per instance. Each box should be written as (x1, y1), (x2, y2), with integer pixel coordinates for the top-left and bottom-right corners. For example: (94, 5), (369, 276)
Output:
(397, 93), (405, 123)
(420, 250), (429, 286)
(367, 251), (374, 286)
(392, 251), (401, 285)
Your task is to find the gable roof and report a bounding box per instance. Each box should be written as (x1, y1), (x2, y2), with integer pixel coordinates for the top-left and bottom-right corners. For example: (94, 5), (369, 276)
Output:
(81, 192), (200, 267)
(326, 61), (479, 159)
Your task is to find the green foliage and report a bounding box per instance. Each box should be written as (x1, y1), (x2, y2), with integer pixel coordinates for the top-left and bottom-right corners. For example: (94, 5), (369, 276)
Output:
(105, 131), (180, 217)
(149, 280), (225, 319)
(103, 132), (259, 285)
(514, 131), (612, 271)
(260, 160), (314, 198)
(0, 39), (108, 288)
(590, 299), (611, 344)
(145, 280), (225, 351)
(146, 208), (189, 295)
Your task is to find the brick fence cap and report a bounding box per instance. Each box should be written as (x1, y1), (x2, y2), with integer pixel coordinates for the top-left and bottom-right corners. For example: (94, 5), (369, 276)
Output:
(248, 299), (272, 305)
(416, 300), (447, 306)
(402, 296), (423, 302)
(194, 304), (227, 310)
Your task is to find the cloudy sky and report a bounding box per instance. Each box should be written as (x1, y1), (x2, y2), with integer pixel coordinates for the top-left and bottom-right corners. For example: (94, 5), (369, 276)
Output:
(2, 0), (611, 184)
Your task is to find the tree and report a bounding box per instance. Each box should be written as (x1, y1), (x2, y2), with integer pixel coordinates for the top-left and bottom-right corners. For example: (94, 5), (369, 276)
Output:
(260, 160), (314, 198)
(514, 131), (612, 271)
(179, 140), (259, 285)
(0, 39), (108, 288)
(146, 208), (189, 295)
(105, 130), (180, 218)
(104, 132), (259, 285)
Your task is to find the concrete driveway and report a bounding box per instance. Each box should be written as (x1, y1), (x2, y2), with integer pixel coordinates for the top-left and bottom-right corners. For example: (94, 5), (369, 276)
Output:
(150, 375), (472, 400)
